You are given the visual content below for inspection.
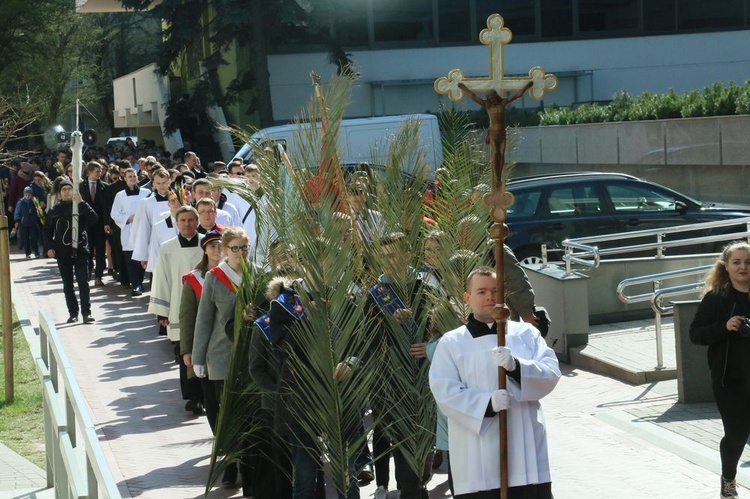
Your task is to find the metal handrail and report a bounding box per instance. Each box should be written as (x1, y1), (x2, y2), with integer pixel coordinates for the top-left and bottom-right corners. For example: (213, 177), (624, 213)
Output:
(562, 217), (750, 273)
(616, 265), (709, 370)
(37, 310), (122, 498)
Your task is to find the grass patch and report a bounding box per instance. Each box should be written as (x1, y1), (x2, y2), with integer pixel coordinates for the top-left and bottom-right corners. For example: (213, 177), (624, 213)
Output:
(0, 306), (45, 468)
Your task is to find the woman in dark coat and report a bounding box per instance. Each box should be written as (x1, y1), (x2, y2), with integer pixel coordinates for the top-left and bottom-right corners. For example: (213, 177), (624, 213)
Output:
(690, 241), (750, 499)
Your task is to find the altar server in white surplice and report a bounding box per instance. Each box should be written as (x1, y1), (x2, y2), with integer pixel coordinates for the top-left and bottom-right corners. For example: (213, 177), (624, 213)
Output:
(110, 168), (151, 296)
(429, 266), (560, 499)
(148, 205), (204, 342)
(146, 193), (182, 274)
(130, 168), (171, 268)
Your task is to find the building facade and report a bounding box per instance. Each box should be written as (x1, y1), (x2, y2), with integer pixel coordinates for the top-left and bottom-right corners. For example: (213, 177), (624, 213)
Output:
(266, 1), (750, 122)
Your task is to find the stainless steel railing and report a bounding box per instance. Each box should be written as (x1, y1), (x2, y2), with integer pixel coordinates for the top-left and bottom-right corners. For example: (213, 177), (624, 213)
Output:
(616, 265), (709, 369)
(37, 310), (122, 499)
(560, 216), (750, 274)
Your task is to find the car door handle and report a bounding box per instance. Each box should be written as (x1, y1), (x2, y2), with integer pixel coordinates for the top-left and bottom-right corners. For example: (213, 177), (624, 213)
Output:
(548, 223), (566, 231)
(625, 219), (641, 226)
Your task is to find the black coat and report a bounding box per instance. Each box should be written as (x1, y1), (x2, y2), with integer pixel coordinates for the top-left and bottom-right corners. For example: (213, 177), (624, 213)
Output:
(689, 288), (747, 386)
(79, 179), (109, 228)
(43, 200), (98, 259)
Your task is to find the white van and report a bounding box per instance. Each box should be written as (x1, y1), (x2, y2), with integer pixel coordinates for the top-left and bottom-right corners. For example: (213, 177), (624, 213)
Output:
(232, 114), (443, 177)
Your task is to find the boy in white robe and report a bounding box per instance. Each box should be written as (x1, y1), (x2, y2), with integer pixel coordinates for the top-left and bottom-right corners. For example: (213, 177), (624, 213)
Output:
(110, 168), (150, 295)
(130, 168), (171, 268)
(429, 266), (560, 498)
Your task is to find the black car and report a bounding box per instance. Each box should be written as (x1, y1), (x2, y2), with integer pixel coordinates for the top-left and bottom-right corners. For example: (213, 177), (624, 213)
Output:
(505, 172), (750, 263)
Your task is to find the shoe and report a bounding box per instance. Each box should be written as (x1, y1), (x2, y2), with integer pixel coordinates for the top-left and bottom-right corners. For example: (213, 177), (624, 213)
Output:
(721, 476), (738, 498)
(358, 464), (374, 484)
(107, 268), (115, 276)
(221, 463), (238, 488)
(66, 316), (78, 324)
(35, 254), (41, 259)
(432, 449), (443, 469)
(82, 315), (95, 324)
(131, 286), (143, 296)
(185, 400), (204, 415)
(25, 254), (31, 259)
(373, 485), (388, 499)
(95, 278), (104, 286)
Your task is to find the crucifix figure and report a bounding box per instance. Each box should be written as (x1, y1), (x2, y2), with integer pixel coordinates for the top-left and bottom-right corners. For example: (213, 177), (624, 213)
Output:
(458, 80), (532, 186)
(434, 13), (557, 499)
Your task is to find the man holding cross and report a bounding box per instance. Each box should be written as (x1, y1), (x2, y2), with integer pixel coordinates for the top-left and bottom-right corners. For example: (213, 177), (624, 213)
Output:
(429, 267), (560, 498)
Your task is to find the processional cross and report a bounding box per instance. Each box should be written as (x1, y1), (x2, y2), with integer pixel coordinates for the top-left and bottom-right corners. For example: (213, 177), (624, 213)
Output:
(434, 13), (557, 499)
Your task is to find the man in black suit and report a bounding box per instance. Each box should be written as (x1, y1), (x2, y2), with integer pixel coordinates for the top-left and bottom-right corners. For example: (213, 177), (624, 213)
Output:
(80, 161), (109, 286)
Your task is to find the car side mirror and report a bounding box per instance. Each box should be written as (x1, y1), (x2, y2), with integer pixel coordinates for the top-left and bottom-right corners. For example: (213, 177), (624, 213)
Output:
(675, 200), (687, 214)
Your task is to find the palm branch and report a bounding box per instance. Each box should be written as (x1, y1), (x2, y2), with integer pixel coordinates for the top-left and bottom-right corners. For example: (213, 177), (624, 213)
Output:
(206, 261), (271, 493)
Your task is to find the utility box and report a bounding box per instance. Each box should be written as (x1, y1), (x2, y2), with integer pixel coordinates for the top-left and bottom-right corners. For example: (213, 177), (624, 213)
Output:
(673, 300), (714, 403)
(525, 264), (590, 362)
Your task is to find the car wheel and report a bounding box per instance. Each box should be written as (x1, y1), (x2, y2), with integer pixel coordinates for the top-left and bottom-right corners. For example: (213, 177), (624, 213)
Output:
(514, 247), (544, 265)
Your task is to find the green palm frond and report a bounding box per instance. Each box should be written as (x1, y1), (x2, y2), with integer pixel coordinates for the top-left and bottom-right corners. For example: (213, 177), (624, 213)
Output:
(214, 68), (524, 495)
(206, 261), (271, 493)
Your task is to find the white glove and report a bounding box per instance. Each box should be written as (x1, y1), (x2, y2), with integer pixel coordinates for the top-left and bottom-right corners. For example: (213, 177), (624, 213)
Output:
(492, 346), (516, 371)
(491, 389), (509, 412)
(193, 364), (207, 378)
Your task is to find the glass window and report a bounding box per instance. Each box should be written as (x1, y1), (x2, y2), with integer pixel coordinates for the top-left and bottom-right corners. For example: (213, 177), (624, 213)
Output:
(438, 0), (471, 43)
(547, 185), (602, 216)
(579, 0), (639, 32)
(507, 190), (541, 218)
(541, 0), (573, 38)
(605, 184), (676, 213)
(373, 0), (433, 43)
(643, 0), (676, 32)
(476, 0), (536, 37)
(677, 0), (745, 29)
(334, 0), (369, 46)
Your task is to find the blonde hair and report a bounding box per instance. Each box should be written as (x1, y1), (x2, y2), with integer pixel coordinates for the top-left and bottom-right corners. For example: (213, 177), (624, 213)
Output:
(222, 227), (248, 247)
(704, 241), (750, 293)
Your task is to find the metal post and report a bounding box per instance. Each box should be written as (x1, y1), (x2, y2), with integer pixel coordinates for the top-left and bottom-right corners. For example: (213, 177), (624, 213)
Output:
(653, 279), (664, 369)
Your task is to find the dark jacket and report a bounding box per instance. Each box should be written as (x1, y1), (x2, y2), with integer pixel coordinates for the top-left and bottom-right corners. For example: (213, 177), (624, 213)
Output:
(43, 199), (98, 259)
(689, 288), (740, 386)
(79, 179), (109, 228)
(14, 198), (39, 228)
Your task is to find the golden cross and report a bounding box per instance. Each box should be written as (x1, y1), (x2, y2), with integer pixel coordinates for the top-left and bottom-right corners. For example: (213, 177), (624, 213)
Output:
(434, 14), (557, 101)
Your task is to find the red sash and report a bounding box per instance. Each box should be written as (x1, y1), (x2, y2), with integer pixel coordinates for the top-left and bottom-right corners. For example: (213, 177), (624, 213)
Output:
(182, 271), (204, 299)
(209, 266), (238, 293)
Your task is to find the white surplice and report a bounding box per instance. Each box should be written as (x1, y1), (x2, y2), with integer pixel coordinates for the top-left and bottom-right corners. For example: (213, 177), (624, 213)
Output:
(110, 187), (150, 251)
(148, 235), (204, 341)
(429, 321), (561, 495)
(130, 195), (169, 263)
(146, 212), (178, 273)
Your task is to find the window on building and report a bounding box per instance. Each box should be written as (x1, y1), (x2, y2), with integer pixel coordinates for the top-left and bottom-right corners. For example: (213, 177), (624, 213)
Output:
(541, 0), (574, 38)
(476, 0), (536, 37)
(438, 0), (471, 43)
(373, 0), (433, 43)
(334, 0), (369, 46)
(677, 0), (745, 29)
(643, 0), (676, 32)
(579, 0), (639, 33)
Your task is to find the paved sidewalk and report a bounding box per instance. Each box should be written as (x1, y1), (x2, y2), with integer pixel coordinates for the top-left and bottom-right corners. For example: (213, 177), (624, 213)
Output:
(6, 248), (750, 498)
(0, 440), (51, 498)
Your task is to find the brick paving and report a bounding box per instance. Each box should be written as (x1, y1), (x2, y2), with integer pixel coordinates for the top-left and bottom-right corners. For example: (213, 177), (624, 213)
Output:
(4, 247), (750, 498)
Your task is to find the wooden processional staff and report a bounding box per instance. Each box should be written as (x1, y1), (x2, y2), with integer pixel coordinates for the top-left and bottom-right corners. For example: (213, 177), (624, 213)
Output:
(435, 13), (557, 499)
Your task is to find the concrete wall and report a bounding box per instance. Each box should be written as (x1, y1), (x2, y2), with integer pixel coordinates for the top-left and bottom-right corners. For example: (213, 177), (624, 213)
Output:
(514, 115), (750, 204)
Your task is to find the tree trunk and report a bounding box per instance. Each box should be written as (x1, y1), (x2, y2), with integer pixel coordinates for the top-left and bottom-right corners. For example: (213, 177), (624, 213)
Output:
(250, 1), (274, 127)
